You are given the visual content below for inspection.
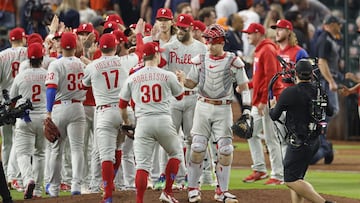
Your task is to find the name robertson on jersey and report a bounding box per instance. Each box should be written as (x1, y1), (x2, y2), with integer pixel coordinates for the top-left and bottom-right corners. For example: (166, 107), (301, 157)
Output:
(169, 52), (192, 64)
(95, 60), (122, 70)
(132, 72), (169, 83)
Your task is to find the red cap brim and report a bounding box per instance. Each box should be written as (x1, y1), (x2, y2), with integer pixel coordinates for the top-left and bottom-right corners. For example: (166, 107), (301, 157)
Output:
(176, 22), (191, 28)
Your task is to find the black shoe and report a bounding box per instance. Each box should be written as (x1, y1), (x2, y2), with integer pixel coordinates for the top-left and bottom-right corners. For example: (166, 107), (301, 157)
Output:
(24, 181), (35, 199)
(324, 142), (334, 164)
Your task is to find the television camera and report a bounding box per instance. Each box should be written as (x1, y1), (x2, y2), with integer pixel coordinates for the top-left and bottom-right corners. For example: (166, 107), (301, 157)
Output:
(0, 90), (33, 126)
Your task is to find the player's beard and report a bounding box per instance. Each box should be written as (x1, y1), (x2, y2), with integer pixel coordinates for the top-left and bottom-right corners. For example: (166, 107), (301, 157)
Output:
(177, 31), (190, 43)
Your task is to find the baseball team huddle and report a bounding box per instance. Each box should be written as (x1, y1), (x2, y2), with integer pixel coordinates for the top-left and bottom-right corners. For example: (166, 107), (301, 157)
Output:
(0, 4), (334, 203)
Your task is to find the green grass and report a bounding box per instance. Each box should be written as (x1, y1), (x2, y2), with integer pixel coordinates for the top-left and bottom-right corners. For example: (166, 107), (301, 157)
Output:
(9, 169), (360, 200)
(202, 169), (360, 200)
(6, 141), (360, 200)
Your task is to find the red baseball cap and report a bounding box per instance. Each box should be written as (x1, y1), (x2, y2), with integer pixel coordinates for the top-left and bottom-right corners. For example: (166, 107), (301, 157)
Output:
(99, 33), (118, 49)
(77, 23), (94, 34)
(60, 32), (77, 49)
(176, 14), (193, 28)
(105, 14), (124, 25)
(156, 8), (173, 20)
(111, 30), (128, 43)
(145, 23), (153, 33)
(28, 42), (44, 59)
(241, 23), (265, 34)
(130, 23), (152, 33)
(9, 27), (26, 41)
(271, 19), (293, 31)
(27, 33), (43, 45)
(143, 42), (164, 56)
(104, 21), (119, 31)
(193, 20), (206, 32)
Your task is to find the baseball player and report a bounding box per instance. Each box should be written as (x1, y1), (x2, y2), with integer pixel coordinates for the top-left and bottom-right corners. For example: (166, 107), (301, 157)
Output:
(192, 19), (217, 186)
(19, 33), (56, 73)
(0, 27), (27, 191)
(241, 23), (286, 185)
(119, 42), (184, 203)
(10, 43), (47, 199)
(45, 32), (87, 196)
(271, 19), (309, 87)
(111, 29), (137, 191)
(161, 13), (207, 189)
(177, 24), (250, 203)
(82, 19), (144, 202)
(143, 8), (179, 190)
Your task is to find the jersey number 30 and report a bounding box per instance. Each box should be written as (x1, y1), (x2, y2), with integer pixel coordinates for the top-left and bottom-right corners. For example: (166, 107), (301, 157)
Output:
(141, 84), (162, 103)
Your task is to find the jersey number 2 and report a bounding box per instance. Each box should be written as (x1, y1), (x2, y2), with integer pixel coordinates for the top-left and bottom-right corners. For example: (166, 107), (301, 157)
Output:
(141, 84), (162, 103)
(32, 84), (41, 102)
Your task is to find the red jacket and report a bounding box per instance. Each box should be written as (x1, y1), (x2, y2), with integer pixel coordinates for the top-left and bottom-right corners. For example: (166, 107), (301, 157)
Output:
(252, 39), (284, 107)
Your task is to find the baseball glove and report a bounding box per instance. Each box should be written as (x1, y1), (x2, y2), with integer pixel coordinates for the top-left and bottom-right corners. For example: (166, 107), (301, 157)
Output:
(43, 117), (60, 143)
(121, 124), (135, 140)
(232, 113), (253, 139)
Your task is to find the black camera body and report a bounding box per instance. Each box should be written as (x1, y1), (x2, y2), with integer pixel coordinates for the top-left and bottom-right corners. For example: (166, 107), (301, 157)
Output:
(24, 0), (54, 25)
(0, 90), (33, 126)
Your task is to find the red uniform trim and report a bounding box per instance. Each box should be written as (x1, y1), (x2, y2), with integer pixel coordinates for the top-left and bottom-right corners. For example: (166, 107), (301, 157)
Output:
(119, 99), (129, 109)
(175, 93), (184, 100)
(46, 84), (58, 89)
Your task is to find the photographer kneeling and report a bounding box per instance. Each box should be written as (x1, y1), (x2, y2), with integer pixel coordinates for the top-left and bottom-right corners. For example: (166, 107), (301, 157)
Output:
(269, 59), (334, 203)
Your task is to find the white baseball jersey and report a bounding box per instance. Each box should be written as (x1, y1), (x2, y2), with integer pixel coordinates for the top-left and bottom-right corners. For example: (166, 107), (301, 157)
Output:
(10, 67), (47, 114)
(82, 54), (139, 106)
(45, 56), (86, 101)
(162, 40), (207, 91)
(143, 35), (178, 47)
(188, 52), (248, 100)
(0, 47), (28, 92)
(19, 55), (56, 72)
(162, 39), (207, 73)
(120, 66), (184, 118)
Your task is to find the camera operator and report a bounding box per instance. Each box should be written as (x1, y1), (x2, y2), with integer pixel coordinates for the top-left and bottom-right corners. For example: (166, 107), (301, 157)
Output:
(0, 152), (13, 203)
(269, 59), (334, 203)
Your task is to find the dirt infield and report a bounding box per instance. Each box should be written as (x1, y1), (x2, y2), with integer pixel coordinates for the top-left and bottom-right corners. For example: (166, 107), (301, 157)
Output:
(11, 141), (360, 203)
(11, 189), (360, 203)
(11, 103), (360, 203)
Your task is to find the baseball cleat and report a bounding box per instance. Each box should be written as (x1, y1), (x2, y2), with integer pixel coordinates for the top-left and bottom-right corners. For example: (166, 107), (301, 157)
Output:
(159, 191), (179, 203)
(214, 191), (238, 203)
(243, 171), (268, 183)
(24, 180), (35, 199)
(188, 189), (201, 203)
(264, 178), (284, 185)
